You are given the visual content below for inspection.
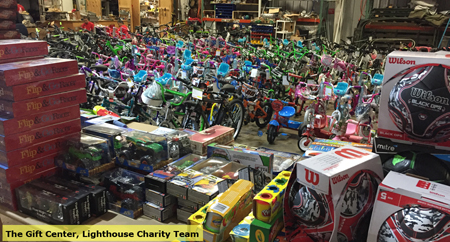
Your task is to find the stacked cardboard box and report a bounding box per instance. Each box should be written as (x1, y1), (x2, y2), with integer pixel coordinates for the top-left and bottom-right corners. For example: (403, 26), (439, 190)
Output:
(0, 40), (85, 210)
(0, 0), (20, 39)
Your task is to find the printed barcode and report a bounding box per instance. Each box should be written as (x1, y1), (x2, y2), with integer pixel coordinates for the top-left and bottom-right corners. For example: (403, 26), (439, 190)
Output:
(211, 202), (229, 213)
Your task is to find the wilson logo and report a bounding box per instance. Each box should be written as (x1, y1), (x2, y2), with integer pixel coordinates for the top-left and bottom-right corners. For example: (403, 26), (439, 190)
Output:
(411, 88), (449, 105)
(305, 168), (319, 185)
(388, 57), (416, 65)
(332, 174), (349, 184)
(335, 148), (369, 159)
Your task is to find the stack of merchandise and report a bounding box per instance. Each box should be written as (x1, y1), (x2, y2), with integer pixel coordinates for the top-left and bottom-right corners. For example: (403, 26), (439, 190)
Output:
(0, 39), (85, 210)
(0, 0), (20, 39)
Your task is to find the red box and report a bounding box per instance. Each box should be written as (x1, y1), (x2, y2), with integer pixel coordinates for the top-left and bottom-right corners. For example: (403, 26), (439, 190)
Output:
(0, 40), (48, 61)
(0, 105), (80, 136)
(0, 9), (16, 20)
(0, 133), (80, 168)
(0, 119), (81, 151)
(0, 153), (57, 184)
(0, 74), (85, 101)
(0, 167), (58, 211)
(0, 0), (17, 9)
(0, 57), (78, 86)
(0, 20), (16, 30)
(0, 30), (20, 40)
(0, 88), (86, 118)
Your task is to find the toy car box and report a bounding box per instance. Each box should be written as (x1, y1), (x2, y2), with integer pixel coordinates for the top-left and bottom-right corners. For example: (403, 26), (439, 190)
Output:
(0, 132), (79, 168)
(168, 154), (205, 170)
(0, 57), (78, 86)
(378, 51), (450, 149)
(54, 134), (113, 177)
(115, 130), (170, 172)
(145, 166), (182, 194)
(0, 39), (47, 61)
(82, 122), (131, 157)
(211, 161), (248, 180)
(190, 125), (234, 155)
(284, 146), (384, 242)
(189, 157), (230, 175)
(188, 174), (223, 205)
(253, 171), (291, 223)
(178, 197), (200, 213)
(167, 169), (204, 199)
(0, 88), (86, 119)
(177, 208), (192, 223)
(256, 147), (301, 175)
(368, 172), (450, 242)
(303, 138), (373, 158)
(145, 188), (176, 207)
(0, 73), (85, 102)
(143, 201), (177, 222)
(0, 119), (81, 151)
(249, 212), (284, 242)
(0, 105), (80, 136)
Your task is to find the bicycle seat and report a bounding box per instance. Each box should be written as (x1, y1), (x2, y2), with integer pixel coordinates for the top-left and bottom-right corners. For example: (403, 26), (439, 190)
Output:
(176, 40), (184, 48)
(134, 70), (148, 83)
(166, 46), (176, 55)
(108, 69), (121, 79)
(334, 82), (349, 96)
(183, 49), (192, 60)
(221, 84), (236, 93)
(243, 61), (252, 72)
(283, 39), (289, 46)
(164, 93), (175, 101)
(181, 59), (194, 70)
(157, 73), (173, 86)
(279, 106), (295, 118)
(372, 73), (383, 86)
(217, 63), (230, 77)
(90, 65), (108, 72)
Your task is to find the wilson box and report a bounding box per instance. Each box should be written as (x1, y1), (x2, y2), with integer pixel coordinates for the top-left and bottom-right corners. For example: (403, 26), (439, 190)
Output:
(0, 89), (86, 118)
(0, 40), (48, 61)
(0, 57), (78, 86)
(0, 105), (80, 136)
(0, 74), (84, 101)
(0, 133), (80, 168)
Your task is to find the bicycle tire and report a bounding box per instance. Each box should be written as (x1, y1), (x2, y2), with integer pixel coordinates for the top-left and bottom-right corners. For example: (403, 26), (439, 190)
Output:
(217, 99), (244, 140)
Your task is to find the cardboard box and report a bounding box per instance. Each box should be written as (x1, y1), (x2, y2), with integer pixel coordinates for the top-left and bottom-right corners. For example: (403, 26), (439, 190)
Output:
(284, 146), (384, 242)
(303, 138), (373, 158)
(143, 202), (176, 222)
(145, 166), (182, 194)
(0, 88), (86, 118)
(255, 147), (300, 175)
(368, 172), (450, 242)
(0, 0), (17, 8)
(109, 201), (143, 219)
(0, 74), (84, 102)
(0, 166), (58, 211)
(178, 197), (200, 213)
(0, 57), (78, 86)
(0, 153), (56, 184)
(0, 132), (80, 168)
(0, 30), (19, 40)
(190, 126), (234, 155)
(188, 174), (223, 205)
(249, 212), (284, 242)
(145, 189), (176, 207)
(82, 123), (130, 157)
(253, 171), (291, 223)
(0, 105), (80, 136)
(167, 169), (204, 199)
(177, 208), (192, 223)
(0, 119), (81, 151)
(0, 10), (16, 20)
(0, 20), (16, 30)
(230, 212), (254, 242)
(0, 40), (48, 61)
(188, 194), (222, 226)
(378, 51), (450, 149)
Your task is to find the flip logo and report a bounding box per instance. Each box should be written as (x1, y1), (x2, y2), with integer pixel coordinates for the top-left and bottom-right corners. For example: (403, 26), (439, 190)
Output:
(305, 168), (319, 185)
(335, 148), (369, 159)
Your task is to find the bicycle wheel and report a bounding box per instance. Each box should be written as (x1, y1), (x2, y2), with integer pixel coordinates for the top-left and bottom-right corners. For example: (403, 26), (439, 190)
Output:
(255, 103), (273, 128)
(219, 100), (244, 140)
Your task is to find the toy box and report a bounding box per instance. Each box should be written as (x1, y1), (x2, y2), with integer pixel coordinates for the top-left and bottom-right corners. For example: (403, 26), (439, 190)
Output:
(0, 20), (18, 30)
(256, 147), (300, 175)
(190, 125), (234, 155)
(82, 122), (130, 157)
(143, 201), (177, 222)
(127, 123), (193, 160)
(0, 9), (16, 20)
(303, 139), (373, 158)
(178, 197), (200, 213)
(188, 174), (223, 205)
(114, 130), (170, 172)
(190, 157), (230, 175)
(0, 166), (57, 211)
(207, 143), (274, 192)
(249, 212), (284, 242)
(230, 212), (255, 242)
(0, 30), (19, 39)
(168, 153), (205, 170)
(0, 119), (81, 151)
(0, 40), (48, 62)
(0, 153), (56, 184)
(0, 88), (86, 118)
(101, 168), (145, 219)
(0, 105), (80, 136)
(145, 188), (176, 207)
(368, 172), (450, 242)
(211, 161), (248, 180)
(284, 146), (384, 242)
(15, 180), (82, 224)
(145, 166), (182, 194)
(167, 169), (204, 199)
(253, 171), (291, 223)
(0, 74), (84, 102)
(0, 132), (79, 167)
(0, 58), (78, 86)
(177, 208), (192, 223)
(188, 197), (217, 226)
(378, 51), (450, 149)
(0, 0), (17, 8)
(55, 134), (113, 177)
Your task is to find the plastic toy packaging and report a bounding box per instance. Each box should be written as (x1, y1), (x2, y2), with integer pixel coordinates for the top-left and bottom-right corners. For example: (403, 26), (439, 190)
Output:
(55, 134), (112, 171)
(212, 162), (248, 180)
(169, 154), (204, 171)
(190, 157), (230, 175)
(150, 127), (193, 160)
(115, 130), (168, 167)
